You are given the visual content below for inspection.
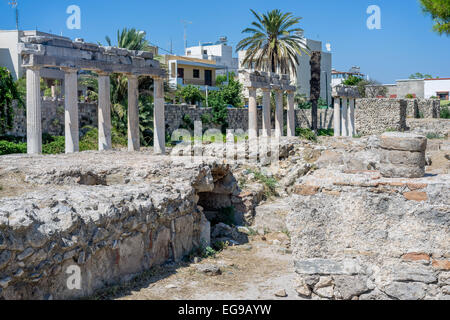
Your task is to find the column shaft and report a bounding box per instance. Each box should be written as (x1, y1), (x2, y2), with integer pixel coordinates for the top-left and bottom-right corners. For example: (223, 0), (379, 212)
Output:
(275, 90), (284, 137)
(333, 98), (341, 137)
(127, 75), (140, 151)
(341, 97), (349, 137)
(153, 77), (165, 155)
(262, 89), (271, 136)
(349, 98), (355, 137)
(64, 69), (79, 153)
(26, 68), (42, 154)
(98, 74), (112, 151)
(287, 92), (295, 137)
(248, 88), (258, 140)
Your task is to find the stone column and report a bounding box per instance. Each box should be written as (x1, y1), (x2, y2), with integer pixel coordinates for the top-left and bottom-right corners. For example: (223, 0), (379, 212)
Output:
(275, 90), (284, 137)
(248, 87), (258, 140)
(63, 68), (79, 153)
(153, 77), (165, 155)
(380, 132), (427, 178)
(26, 67), (42, 154)
(341, 97), (348, 137)
(287, 91), (295, 137)
(262, 89), (271, 136)
(98, 72), (112, 151)
(127, 74), (140, 152)
(348, 98), (355, 137)
(333, 97), (341, 137)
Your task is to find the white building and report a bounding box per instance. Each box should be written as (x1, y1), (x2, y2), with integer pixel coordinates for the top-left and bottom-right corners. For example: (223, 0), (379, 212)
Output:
(238, 38), (332, 104)
(0, 30), (69, 81)
(331, 67), (365, 87)
(380, 78), (450, 100)
(424, 78), (450, 100)
(185, 38), (239, 76)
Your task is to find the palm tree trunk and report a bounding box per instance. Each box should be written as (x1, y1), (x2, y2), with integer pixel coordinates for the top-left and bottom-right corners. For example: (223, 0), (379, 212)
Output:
(309, 51), (321, 134)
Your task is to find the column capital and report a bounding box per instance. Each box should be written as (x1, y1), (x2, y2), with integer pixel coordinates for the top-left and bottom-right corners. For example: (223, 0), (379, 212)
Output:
(97, 71), (110, 77)
(61, 67), (78, 74)
(26, 66), (41, 71)
(126, 73), (139, 79)
(261, 87), (271, 92)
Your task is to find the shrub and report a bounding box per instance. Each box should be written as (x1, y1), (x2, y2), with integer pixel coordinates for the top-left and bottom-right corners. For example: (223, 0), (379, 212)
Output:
(440, 105), (450, 119)
(179, 85), (203, 105)
(405, 94), (415, 99)
(250, 170), (278, 198)
(42, 136), (65, 154)
(296, 128), (317, 141)
(0, 140), (27, 155)
(317, 129), (334, 136)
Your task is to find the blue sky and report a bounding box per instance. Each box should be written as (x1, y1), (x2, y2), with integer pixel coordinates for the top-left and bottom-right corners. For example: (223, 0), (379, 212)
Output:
(1, 0), (449, 83)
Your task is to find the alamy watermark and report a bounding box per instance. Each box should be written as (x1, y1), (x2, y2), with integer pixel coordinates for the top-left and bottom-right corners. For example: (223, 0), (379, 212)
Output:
(66, 5), (81, 30)
(367, 5), (381, 30)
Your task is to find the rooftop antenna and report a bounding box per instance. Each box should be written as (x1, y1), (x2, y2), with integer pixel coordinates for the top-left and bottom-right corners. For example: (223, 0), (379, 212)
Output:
(8, 0), (19, 30)
(181, 20), (192, 52)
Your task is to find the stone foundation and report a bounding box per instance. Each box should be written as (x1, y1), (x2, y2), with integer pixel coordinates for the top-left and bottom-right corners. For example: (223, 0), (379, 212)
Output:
(0, 153), (239, 299)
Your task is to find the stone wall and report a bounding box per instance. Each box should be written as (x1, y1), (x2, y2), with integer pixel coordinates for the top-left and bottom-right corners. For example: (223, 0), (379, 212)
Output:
(405, 99), (441, 119)
(355, 99), (408, 136)
(165, 104), (333, 135)
(7, 100), (97, 137)
(288, 178), (449, 300)
(0, 154), (237, 299)
(407, 118), (450, 137)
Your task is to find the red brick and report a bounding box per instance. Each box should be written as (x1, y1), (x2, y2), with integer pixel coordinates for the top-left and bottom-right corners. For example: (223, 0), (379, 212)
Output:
(407, 183), (428, 191)
(403, 191), (428, 202)
(293, 185), (319, 196)
(432, 260), (450, 271)
(402, 253), (430, 262)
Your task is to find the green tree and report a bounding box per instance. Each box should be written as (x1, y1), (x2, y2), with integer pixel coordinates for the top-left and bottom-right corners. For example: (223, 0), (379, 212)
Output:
(208, 91), (228, 129)
(179, 85), (203, 105)
(236, 9), (309, 75)
(409, 72), (433, 79)
(219, 77), (243, 107)
(420, 0), (450, 36)
(0, 67), (23, 134)
(342, 75), (364, 86)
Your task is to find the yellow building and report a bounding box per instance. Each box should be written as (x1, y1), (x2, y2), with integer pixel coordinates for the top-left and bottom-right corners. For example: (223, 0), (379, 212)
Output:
(164, 55), (224, 90)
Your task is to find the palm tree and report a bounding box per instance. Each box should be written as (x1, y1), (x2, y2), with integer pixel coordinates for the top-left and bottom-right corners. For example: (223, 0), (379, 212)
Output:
(236, 9), (309, 75)
(105, 28), (152, 51)
(104, 28), (155, 144)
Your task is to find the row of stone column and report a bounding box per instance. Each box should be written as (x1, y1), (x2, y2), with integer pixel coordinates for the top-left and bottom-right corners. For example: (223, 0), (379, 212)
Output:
(333, 97), (356, 137)
(26, 67), (166, 155)
(247, 88), (296, 139)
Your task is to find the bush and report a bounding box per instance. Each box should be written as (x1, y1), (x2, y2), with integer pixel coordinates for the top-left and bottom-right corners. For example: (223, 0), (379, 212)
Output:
(0, 140), (27, 155)
(179, 85), (203, 105)
(42, 136), (65, 154)
(317, 128), (334, 136)
(440, 105), (450, 119)
(296, 128), (317, 141)
(250, 170), (278, 198)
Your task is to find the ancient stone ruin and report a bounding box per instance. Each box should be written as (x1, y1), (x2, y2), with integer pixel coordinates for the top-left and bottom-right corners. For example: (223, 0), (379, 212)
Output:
(18, 35), (166, 154)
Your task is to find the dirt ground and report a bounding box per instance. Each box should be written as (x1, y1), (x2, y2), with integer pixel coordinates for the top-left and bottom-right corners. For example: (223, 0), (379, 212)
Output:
(90, 233), (305, 301)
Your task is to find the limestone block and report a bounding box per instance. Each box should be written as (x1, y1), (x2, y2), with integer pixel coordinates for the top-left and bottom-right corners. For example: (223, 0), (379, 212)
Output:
(380, 149), (426, 167)
(380, 164), (425, 179)
(380, 132), (427, 152)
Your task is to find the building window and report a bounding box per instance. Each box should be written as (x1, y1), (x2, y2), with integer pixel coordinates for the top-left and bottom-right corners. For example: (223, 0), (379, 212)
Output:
(177, 68), (184, 79)
(437, 92), (449, 100)
(203, 50), (207, 55)
(193, 69), (200, 78)
(186, 50), (191, 56)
